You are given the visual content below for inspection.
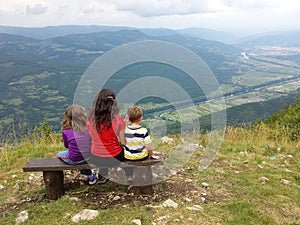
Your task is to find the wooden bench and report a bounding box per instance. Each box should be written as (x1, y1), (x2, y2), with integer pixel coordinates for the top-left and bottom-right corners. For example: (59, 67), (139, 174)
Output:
(23, 156), (163, 200)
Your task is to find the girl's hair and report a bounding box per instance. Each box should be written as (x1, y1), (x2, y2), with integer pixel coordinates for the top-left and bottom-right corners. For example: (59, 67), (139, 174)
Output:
(89, 89), (120, 132)
(127, 106), (143, 123)
(62, 105), (87, 134)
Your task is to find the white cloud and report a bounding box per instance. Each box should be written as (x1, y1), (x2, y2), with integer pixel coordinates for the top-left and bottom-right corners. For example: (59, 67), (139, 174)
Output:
(111, 0), (224, 17)
(0, 0), (300, 36)
(222, 0), (278, 10)
(82, 5), (104, 15)
(26, 3), (47, 15)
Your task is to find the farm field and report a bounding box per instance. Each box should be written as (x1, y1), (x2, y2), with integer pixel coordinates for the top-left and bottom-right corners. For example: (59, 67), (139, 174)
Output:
(158, 78), (300, 124)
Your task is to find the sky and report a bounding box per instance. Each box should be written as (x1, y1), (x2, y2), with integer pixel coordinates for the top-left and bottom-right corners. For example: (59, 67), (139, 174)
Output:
(1, 0), (300, 36)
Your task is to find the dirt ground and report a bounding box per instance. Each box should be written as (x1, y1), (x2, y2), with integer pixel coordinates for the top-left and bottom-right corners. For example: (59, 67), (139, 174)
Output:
(63, 169), (217, 210)
(1, 167), (222, 218)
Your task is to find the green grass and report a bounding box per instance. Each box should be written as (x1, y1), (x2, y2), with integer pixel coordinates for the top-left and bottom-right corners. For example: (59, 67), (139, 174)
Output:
(0, 124), (299, 224)
(221, 201), (275, 225)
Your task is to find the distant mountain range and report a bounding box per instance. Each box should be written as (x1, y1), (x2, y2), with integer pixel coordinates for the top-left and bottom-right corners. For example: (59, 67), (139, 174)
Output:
(238, 31), (300, 47)
(0, 25), (132, 40)
(0, 25), (300, 139)
(177, 27), (238, 44)
(2, 25), (300, 46)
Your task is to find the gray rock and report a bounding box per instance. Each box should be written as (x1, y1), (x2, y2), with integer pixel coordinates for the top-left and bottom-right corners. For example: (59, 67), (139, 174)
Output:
(68, 197), (79, 201)
(283, 168), (293, 173)
(201, 182), (209, 188)
(71, 209), (99, 223)
(161, 136), (174, 144)
(162, 199), (178, 208)
(113, 195), (121, 201)
(187, 205), (203, 211)
(199, 145), (205, 150)
(259, 177), (269, 184)
(132, 219), (142, 225)
(281, 179), (291, 185)
(15, 210), (29, 224)
(184, 197), (192, 202)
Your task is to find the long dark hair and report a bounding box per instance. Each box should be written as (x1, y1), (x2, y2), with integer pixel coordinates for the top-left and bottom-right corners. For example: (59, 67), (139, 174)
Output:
(89, 89), (120, 132)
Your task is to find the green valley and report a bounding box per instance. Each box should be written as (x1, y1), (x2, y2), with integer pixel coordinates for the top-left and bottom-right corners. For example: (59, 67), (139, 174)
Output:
(1, 27), (300, 141)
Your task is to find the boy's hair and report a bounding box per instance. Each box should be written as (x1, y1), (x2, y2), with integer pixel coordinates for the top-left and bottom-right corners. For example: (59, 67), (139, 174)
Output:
(62, 105), (87, 134)
(127, 106), (143, 123)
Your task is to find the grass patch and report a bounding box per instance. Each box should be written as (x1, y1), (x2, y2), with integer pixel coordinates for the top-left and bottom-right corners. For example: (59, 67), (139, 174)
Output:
(222, 201), (275, 225)
(0, 124), (300, 224)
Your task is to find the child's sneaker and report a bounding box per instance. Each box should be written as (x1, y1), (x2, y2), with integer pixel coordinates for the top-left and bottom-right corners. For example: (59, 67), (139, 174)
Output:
(127, 176), (133, 185)
(88, 173), (97, 185)
(98, 175), (108, 184)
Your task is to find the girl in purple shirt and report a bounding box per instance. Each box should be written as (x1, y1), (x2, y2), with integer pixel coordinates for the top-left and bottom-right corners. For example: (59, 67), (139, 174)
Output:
(56, 105), (96, 184)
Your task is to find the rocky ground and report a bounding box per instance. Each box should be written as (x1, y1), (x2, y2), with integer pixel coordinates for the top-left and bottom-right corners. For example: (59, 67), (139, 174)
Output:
(1, 165), (220, 219)
(63, 168), (217, 210)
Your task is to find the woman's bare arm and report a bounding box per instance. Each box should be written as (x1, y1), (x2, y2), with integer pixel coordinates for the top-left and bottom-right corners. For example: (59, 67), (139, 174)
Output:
(118, 129), (126, 146)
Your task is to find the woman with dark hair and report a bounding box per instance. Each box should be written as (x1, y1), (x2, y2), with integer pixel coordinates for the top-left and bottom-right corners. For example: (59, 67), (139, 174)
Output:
(86, 89), (126, 183)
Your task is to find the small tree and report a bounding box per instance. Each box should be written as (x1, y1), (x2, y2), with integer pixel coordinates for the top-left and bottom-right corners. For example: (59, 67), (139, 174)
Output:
(33, 118), (55, 143)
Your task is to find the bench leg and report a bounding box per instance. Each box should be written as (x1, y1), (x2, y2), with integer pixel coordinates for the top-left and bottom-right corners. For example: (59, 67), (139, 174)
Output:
(132, 166), (154, 195)
(43, 171), (64, 200)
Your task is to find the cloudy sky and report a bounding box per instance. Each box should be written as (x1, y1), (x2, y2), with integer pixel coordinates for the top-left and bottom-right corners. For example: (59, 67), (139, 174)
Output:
(1, 0), (300, 36)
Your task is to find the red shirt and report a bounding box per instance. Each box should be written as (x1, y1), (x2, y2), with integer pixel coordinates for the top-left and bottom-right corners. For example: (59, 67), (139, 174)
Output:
(86, 115), (125, 157)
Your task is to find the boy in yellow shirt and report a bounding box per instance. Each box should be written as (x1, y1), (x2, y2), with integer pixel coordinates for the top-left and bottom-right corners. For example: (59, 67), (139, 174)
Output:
(124, 106), (160, 160)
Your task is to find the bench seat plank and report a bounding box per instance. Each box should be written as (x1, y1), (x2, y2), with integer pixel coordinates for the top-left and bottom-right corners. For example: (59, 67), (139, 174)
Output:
(23, 156), (163, 172)
(23, 158), (92, 172)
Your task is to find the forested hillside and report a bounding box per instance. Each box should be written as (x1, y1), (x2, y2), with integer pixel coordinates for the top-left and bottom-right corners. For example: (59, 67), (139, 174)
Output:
(0, 29), (240, 137)
(1, 26), (300, 141)
(264, 98), (300, 140)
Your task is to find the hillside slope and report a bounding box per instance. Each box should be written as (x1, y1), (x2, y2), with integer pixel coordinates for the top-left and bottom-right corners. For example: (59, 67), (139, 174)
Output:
(264, 98), (300, 140)
(0, 30), (241, 135)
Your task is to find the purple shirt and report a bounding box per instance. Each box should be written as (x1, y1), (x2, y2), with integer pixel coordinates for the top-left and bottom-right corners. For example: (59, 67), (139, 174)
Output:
(62, 128), (91, 162)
